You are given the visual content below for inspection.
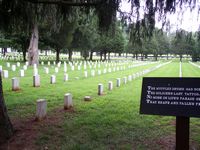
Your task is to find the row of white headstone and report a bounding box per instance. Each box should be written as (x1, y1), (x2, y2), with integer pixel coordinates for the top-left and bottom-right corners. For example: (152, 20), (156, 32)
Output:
(34, 61), (172, 121)
(1, 61), (157, 82)
(97, 61), (172, 95)
(9, 62), (159, 91)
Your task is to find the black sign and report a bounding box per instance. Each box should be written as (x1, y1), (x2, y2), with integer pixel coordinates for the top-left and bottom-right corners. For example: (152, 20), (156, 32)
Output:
(140, 77), (200, 118)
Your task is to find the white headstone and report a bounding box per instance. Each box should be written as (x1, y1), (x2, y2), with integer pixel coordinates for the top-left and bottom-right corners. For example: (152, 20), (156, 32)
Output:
(33, 75), (40, 87)
(12, 77), (20, 91)
(48, 61), (50, 66)
(3, 70), (8, 78)
(12, 65), (16, 71)
(23, 65), (27, 70)
(50, 75), (56, 84)
(0, 66), (2, 72)
(36, 99), (47, 121)
(25, 62), (29, 66)
(91, 70), (95, 77)
(64, 93), (73, 109)
(108, 81), (113, 90)
(55, 67), (59, 73)
(84, 71), (88, 78)
(78, 66), (81, 70)
(116, 78), (121, 87)
(6, 62), (10, 68)
(128, 75), (132, 81)
(57, 62), (61, 68)
(98, 83), (103, 95)
(41, 61), (44, 65)
(71, 66), (75, 71)
(17, 62), (20, 67)
(64, 73), (68, 81)
(45, 67), (49, 74)
(98, 70), (101, 75)
(20, 70), (24, 77)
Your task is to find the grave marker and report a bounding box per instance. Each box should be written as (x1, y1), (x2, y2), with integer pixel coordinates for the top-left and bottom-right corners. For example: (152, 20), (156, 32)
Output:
(98, 84), (103, 95)
(12, 77), (20, 91)
(33, 75), (40, 87)
(36, 99), (47, 121)
(64, 93), (73, 109)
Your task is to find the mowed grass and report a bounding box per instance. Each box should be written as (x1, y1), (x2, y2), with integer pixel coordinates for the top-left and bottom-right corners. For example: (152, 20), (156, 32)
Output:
(1, 60), (200, 149)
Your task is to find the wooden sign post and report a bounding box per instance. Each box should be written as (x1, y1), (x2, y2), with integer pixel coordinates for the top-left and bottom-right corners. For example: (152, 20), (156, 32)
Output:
(140, 77), (200, 150)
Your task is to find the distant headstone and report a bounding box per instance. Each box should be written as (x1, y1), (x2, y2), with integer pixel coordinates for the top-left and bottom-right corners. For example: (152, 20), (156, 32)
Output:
(98, 70), (101, 75)
(45, 67), (49, 74)
(12, 65), (16, 71)
(91, 70), (95, 77)
(55, 67), (59, 73)
(64, 93), (73, 109)
(23, 65), (27, 70)
(17, 62), (20, 67)
(3, 70), (8, 78)
(50, 75), (56, 84)
(6, 62), (10, 68)
(128, 75), (132, 81)
(36, 99), (47, 121)
(12, 77), (20, 91)
(116, 78), (121, 87)
(123, 77), (127, 84)
(71, 66), (74, 71)
(108, 81), (113, 90)
(98, 83), (103, 95)
(64, 73), (68, 81)
(20, 69), (25, 77)
(33, 75), (40, 87)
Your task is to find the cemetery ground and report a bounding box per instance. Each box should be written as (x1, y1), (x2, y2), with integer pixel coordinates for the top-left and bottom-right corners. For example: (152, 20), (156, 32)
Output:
(1, 60), (200, 150)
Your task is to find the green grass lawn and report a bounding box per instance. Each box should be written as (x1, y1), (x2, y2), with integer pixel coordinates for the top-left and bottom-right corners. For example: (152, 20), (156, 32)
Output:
(1, 60), (200, 150)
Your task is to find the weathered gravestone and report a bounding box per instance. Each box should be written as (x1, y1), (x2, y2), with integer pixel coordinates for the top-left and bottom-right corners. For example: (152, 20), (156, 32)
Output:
(64, 93), (73, 109)
(36, 99), (47, 121)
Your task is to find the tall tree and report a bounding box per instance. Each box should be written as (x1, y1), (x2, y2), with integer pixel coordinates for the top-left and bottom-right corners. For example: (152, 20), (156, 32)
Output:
(0, 74), (14, 144)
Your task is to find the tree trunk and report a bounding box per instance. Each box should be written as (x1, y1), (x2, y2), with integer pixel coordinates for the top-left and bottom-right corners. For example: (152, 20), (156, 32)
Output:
(180, 54), (182, 62)
(126, 53), (128, 58)
(145, 54), (148, 59)
(3, 48), (7, 56)
(141, 54), (144, 61)
(100, 51), (103, 61)
(22, 51), (26, 62)
(136, 53), (138, 60)
(89, 50), (93, 61)
(56, 49), (60, 63)
(28, 23), (39, 66)
(68, 49), (72, 61)
(45, 50), (48, 56)
(0, 74), (14, 144)
(103, 51), (107, 61)
(167, 53), (169, 60)
(154, 53), (158, 61)
(108, 52), (110, 60)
